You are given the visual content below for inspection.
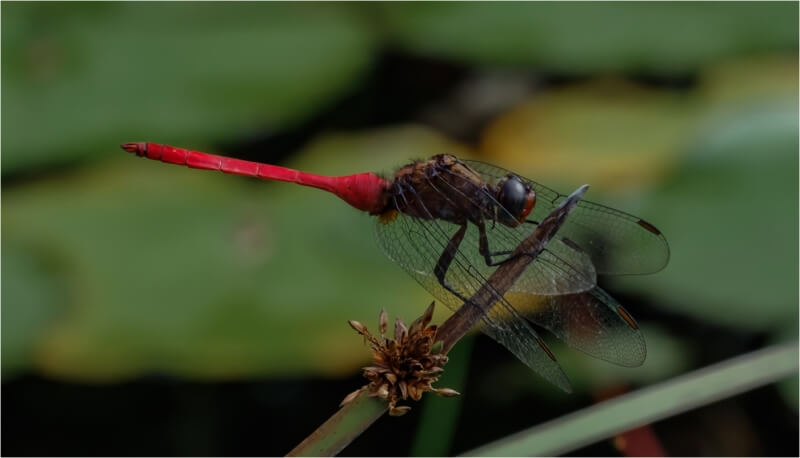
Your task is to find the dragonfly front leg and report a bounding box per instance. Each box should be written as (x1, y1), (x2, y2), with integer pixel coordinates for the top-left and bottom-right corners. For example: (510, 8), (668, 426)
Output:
(434, 223), (472, 304)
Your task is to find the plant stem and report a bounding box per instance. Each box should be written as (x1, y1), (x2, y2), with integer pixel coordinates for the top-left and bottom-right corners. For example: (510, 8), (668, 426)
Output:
(411, 333), (476, 456)
(290, 185), (590, 456)
(437, 185), (588, 352)
(286, 389), (387, 457)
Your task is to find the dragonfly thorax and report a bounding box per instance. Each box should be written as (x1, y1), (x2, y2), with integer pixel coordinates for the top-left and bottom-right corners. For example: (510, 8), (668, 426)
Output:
(387, 154), (500, 226)
(385, 155), (537, 230)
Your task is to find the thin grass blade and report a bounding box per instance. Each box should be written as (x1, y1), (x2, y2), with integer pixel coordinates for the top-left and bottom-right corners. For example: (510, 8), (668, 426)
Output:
(464, 342), (799, 456)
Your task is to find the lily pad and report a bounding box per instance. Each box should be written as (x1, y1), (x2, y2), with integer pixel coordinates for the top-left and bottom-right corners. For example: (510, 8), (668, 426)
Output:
(2, 2), (375, 174)
(613, 59), (799, 332)
(379, 3), (797, 73)
(1, 241), (65, 376)
(479, 79), (690, 193)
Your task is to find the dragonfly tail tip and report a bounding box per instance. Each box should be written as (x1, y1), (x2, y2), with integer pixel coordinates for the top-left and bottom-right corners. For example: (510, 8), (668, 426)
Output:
(120, 142), (146, 156)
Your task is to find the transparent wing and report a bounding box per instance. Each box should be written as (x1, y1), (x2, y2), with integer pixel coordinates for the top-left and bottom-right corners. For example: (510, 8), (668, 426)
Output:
(375, 184), (572, 392)
(426, 165), (598, 296)
(471, 220), (597, 296)
(375, 164), (646, 372)
(464, 159), (670, 275)
(506, 288), (646, 366)
(375, 206), (646, 368)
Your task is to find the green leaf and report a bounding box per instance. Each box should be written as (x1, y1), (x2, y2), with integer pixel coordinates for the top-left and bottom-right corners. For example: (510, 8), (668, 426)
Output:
(1, 240), (65, 377)
(2, 2), (375, 173)
(380, 3), (797, 73)
(479, 78), (691, 192)
(616, 99), (798, 331)
(464, 342), (799, 457)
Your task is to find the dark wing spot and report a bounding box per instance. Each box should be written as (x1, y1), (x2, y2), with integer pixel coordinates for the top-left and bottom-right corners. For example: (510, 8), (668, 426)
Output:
(616, 305), (639, 330)
(637, 219), (662, 235)
(536, 336), (558, 361)
(560, 237), (585, 253)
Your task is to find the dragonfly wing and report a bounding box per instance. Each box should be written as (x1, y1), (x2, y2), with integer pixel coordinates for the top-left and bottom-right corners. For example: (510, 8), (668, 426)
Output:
(479, 296), (572, 392)
(375, 189), (572, 391)
(464, 160), (670, 275)
(374, 209), (463, 308)
(474, 219), (598, 296)
(507, 287), (647, 367)
(375, 165), (645, 369)
(376, 205), (645, 368)
(429, 164), (598, 295)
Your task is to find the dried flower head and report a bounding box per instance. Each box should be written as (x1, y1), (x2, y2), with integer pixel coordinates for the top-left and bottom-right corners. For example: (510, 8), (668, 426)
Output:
(342, 302), (460, 416)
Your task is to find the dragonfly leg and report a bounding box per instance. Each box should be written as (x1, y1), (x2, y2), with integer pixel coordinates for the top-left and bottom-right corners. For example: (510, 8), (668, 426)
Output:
(478, 219), (554, 266)
(434, 223), (473, 304)
(477, 219), (521, 266)
(525, 218), (589, 256)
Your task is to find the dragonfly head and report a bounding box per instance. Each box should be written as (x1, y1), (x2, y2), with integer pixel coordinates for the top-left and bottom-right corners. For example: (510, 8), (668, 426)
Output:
(495, 174), (536, 226)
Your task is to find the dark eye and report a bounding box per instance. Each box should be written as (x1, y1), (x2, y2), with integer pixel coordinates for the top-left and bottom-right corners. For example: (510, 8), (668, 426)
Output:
(496, 175), (536, 224)
(499, 176), (527, 217)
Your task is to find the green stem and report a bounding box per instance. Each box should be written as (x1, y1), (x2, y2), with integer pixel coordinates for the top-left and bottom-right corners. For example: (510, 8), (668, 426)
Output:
(464, 341), (799, 457)
(286, 389), (387, 457)
(411, 333), (476, 456)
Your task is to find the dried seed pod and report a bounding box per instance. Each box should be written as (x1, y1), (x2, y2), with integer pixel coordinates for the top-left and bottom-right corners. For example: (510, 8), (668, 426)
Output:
(348, 320), (367, 335)
(425, 367), (445, 376)
(394, 318), (408, 342)
(433, 388), (461, 397)
(340, 388), (364, 407)
(379, 308), (388, 335)
(376, 384), (389, 399)
(398, 380), (408, 399)
(407, 383), (419, 401)
(347, 302), (458, 416)
(389, 406), (412, 417)
(408, 301), (435, 335)
(420, 301), (435, 328)
(362, 365), (385, 374)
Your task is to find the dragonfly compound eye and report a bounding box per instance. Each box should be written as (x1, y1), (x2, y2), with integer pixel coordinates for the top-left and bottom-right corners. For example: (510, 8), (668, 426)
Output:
(498, 175), (534, 224)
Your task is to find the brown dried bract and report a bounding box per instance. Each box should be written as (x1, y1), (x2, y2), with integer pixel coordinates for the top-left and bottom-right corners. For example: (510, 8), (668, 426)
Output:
(342, 302), (459, 416)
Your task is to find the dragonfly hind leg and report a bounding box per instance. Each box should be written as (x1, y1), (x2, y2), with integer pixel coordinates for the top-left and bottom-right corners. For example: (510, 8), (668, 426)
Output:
(434, 223), (516, 337)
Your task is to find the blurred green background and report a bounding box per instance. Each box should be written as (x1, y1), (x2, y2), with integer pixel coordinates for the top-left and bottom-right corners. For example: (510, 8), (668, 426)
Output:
(2, 2), (797, 456)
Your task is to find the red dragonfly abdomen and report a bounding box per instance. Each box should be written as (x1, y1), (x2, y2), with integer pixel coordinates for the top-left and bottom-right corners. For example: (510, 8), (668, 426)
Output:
(122, 142), (391, 214)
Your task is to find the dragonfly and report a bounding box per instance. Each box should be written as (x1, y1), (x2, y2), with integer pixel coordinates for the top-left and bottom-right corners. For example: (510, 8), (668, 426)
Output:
(122, 142), (670, 392)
